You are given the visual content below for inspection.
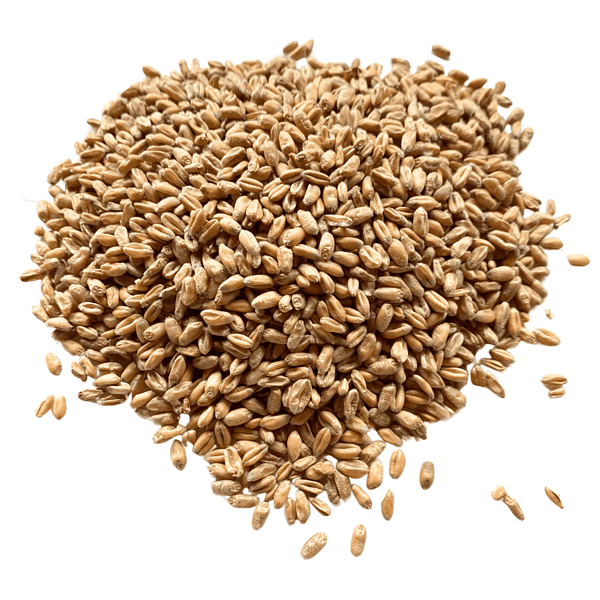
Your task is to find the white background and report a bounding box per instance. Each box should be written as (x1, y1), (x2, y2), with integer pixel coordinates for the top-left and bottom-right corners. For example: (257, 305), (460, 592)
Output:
(1, 1), (599, 599)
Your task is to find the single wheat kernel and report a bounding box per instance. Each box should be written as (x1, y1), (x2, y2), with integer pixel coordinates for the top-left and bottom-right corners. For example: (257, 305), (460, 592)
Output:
(45, 352), (62, 376)
(170, 439), (187, 471)
(351, 484), (372, 509)
(419, 461), (435, 490)
(431, 44), (451, 60)
(491, 485), (507, 501)
(52, 395), (67, 420)
(389, 449), (406, 479)
(350, 525), (367, 557)
(503, 496), (525, 521)
(548, 386), (566, 398)
(544, 487), (564, 509)
(567, 253), (590, 267)
(251, 502), (271, 530)
(381, 490), (395, 521)
(301, 532), (327, 559)
(35, 395), (55, 418)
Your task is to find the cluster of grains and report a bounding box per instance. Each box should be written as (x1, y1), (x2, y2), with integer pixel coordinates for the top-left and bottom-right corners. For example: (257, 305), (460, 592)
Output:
(35, 394), (67, 420)
(491, 485), (525, 521)
(541, 373), (567, 398)
(21, 39), (576, 528)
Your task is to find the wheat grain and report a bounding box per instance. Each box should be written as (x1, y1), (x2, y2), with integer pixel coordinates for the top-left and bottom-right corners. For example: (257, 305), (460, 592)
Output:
(51, 395), (67, 420)
(35, 395), (55, 418)
(567, 254), (590, 267)
(431, 44), (451, 60)
(366, 459), (383, 490)
(491, 485), (507, 501)
(389, 449), (406, 479)
(503, 496), (525, 521)
(548, 387), (566, 398)
(419, 461), (435, 490)
(301, 532), (327, 560)
(351, 525), (367, 557)
(381, 489), (395, 521)
(251, 501), (271, 530)
(45, 352), (62, 376)
(170, 439), (187, 471)
(544, 487), (564, 509)
(351, 484), (372, 509)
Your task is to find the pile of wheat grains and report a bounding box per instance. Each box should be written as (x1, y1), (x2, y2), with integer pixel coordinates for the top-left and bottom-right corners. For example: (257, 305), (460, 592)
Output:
(21, 40), (579, 535)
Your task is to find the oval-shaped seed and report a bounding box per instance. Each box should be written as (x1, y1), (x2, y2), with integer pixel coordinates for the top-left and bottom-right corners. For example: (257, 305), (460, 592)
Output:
(337, 460), (370, 479)
(296, 490), (311, 524)
(35, 395), (55, 418)
(309, 497), (331, 516)
(366, 459), (383, 490)
(334, 470), (352, 501)
(301, 532), (328, 560)
(52, 395), (67, 420)
(359, 441), (386, 464)
(541, 374), (567, 388)
(567, 253), (590, 267)
(381, 489), (395, 521)
(548, 386), (566, 398)
(544, 486), (564, 509)
(484, 371), (506, 398)
(503, 496), (525, 521)
(351, 524), (367, 557)
(223, 407), (253, 426)
(284, 498), (296, 525)
(170, 439), (187, 471)
(491, 485), (507, 501)
(251, 501), (271, 530)
(389, 449), (406, 479)
(351, 484), (372, 509)
(419, 461), (435, 489)
(273, 480), (292, 509)
(224, 446), (244, 477)
(211, 481), (242, 496)
(45, 352), (62, 376)
(228, 494), (260, 509)
(533, 328), (561, 347)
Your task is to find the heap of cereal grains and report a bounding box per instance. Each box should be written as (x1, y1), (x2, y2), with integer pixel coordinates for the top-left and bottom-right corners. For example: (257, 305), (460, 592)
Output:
(21, 40), (572, 529)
